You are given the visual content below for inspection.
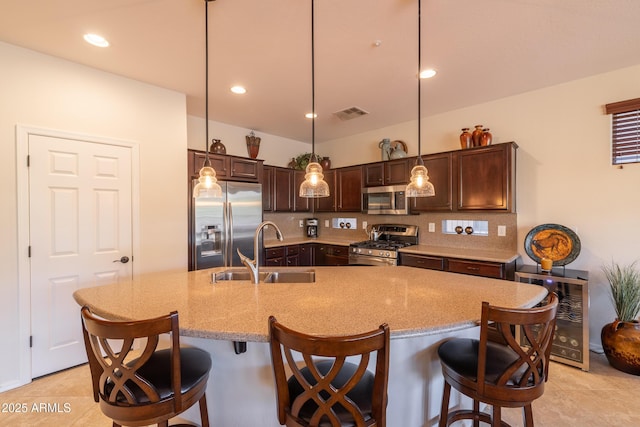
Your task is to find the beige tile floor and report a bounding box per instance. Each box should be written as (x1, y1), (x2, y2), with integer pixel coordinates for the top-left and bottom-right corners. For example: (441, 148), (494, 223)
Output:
(0, 352), (638, 426)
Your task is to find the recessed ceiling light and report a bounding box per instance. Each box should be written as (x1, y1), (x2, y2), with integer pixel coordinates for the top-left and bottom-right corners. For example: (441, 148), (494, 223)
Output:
(83, 33), (109, 48)
(230, 86), (246, 94)
(420, 69), (437, 79)
(305, 113), (318, 119)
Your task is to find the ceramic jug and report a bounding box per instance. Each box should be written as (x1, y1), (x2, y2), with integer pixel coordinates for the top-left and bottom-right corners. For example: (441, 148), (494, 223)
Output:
(378, 138), (391, 161)
(389, 140), (408, 159)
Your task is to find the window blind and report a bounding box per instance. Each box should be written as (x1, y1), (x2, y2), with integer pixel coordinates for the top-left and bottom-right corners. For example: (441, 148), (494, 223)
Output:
(605, 97), (640, 165)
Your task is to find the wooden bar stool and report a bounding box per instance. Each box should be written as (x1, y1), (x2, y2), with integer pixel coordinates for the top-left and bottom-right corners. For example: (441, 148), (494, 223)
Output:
(437, 293), (558, 427)
(80, 306), (211, 427)
(268, 316), (390, 427)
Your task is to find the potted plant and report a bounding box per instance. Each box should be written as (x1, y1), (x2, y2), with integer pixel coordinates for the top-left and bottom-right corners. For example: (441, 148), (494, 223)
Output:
(601, 260), (640, 375)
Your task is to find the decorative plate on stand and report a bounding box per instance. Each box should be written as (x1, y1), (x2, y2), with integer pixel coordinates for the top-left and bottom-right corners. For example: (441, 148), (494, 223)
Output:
(524, 223), (581, 266)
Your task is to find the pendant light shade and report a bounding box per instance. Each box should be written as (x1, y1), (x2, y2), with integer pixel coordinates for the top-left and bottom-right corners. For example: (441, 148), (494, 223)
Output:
(406, 162), (435, 197)
(299, 157), (330, 197)
(406, 0), (435, 198)
(299, 0), (330, 198)
(193, 0), (222, 199)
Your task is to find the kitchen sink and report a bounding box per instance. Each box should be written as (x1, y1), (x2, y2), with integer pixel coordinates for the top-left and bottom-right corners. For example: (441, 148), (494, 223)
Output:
(212, 269), (315, 283)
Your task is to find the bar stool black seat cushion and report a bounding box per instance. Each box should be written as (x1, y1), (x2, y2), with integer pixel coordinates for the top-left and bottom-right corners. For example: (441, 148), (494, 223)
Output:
(105, 347), (212, 404)
(287, 360), (374, 426)
(438, 338), (529, 386)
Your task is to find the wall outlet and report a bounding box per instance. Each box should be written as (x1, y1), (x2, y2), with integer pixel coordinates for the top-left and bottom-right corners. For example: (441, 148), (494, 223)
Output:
(428, 222), (435, 232)
(299, 220), (304, 228)
(324, 219), (330, 228)
(362, 220), (368, 230)
(332, 218), (357, 229)
(497, 225), (506, 237)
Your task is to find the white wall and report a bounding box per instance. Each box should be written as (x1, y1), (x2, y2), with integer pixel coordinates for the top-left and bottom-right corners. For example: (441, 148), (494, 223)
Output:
(322, 64), (640, 352)
(0, 42), (188, 389)
(187, 115), (310, 167)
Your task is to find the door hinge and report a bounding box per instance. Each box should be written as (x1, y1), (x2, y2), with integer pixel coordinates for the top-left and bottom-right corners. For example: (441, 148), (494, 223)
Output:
(30, 336), (33, 348)
(28, 246), (31, 257)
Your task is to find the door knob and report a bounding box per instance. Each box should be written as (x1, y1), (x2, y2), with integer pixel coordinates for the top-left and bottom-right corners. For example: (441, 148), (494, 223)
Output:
(113, 256), (130, 264)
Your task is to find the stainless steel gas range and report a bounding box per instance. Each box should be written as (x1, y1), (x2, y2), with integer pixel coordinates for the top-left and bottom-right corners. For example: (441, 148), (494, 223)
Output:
(349, 224), (419, 266)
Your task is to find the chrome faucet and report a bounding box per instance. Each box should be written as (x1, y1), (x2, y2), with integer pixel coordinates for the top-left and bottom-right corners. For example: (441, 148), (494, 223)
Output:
(237, 221), (284, 284)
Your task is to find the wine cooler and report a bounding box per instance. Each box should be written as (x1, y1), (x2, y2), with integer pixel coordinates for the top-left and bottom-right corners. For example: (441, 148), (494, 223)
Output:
(515, 265), (589, 371)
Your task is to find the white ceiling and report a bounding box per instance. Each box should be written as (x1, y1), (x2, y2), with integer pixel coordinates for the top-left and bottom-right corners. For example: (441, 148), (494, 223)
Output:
(1, 0), (639, 144)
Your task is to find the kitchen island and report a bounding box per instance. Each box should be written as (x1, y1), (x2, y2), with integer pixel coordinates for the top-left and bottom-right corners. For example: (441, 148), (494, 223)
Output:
(73, 265), (546, 426)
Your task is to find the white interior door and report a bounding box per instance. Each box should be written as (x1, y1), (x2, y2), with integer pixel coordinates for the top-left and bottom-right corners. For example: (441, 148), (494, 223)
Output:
(29, 133), (133, 378)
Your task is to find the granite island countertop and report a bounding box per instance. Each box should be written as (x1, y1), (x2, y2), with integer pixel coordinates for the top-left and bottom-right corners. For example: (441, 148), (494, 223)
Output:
(73, 266), (545, 342)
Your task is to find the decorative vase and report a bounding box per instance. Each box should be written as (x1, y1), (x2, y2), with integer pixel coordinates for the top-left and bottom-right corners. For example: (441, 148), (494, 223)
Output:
(460, 128), (472, 149)
(320, 157), (331, 170)
(471, 125), (483, 147)
(210, 139), (226, 154)
(480, 128), (492, 146)
(379, 138), (391, 161)
(287, 158), (297, 169)
(601, 320), (640, 375)
(245, 132), (261, 159)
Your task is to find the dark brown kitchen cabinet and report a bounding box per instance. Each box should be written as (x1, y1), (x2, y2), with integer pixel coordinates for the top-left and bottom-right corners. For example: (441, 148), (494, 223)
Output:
(399, 253), (445, 270)
(299, 244), (314, 266)
(315, 244), (349, 266)
(411, 152), (453, 212)
(262, 166), (274, 211)
(336, 166), (362, 212)
(265, 244), (313, 266)
(314, 170), (336, 212)
(285, 244), (300, 266)
(264, 247), (285, 266)
(455, 142), (517, 212)
(263, 167), (310, 212)
(399, 252), (516, 280)
(273, 167), (293, 212)
(188, 149), (261, 182)
(363, 159), (410, 187)
(293, 170), (311, 212)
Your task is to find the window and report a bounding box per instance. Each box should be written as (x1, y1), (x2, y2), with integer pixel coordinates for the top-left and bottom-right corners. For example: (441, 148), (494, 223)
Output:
(605, 97), (640, 165)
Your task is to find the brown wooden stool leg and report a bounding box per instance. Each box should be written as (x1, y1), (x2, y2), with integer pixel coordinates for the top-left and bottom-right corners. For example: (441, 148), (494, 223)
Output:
(199, 393), (210, 427)
(439, 380), (451, 427)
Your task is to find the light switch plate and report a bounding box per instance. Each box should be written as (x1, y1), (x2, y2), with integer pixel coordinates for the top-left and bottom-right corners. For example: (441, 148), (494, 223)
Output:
(497, 225), (506, 236)
(324, 219), (330, 228)
(428, 222), (435, 232)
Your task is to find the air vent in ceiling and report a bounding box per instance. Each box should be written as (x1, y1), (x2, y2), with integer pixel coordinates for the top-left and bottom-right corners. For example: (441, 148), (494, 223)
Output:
(333, 106), (369, 121)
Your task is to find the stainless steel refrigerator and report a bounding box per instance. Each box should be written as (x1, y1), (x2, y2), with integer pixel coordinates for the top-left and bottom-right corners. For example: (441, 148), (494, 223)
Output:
(192, 181), (262, 270)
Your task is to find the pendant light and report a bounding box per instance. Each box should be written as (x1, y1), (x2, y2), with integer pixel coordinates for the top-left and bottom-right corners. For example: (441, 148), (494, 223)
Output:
(406, 0), (435, 198)
(299, 0), (330, 198)
(193, 0), (222, 199)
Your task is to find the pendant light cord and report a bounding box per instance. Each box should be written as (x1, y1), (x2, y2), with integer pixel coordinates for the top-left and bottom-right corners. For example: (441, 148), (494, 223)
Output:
(417, 0), (424, 166)
(204, 0), (211, 166)
(311, 0), (316, 163)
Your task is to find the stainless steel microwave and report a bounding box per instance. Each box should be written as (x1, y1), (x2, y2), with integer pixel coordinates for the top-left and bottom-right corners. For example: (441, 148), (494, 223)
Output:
(362, 185), (410, 215)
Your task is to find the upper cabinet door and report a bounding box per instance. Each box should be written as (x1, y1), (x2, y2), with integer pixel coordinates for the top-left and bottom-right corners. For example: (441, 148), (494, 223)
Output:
(456, 142), (517, 212)
(262, 165), (274, 212)
(384, 158), (410, 185)
(363, 162), (384, 187)
(411, 152), (453, 212)
(314, 170), (336, 212)
(273, 167), (293, 212)
(293, 170), (311, 212)
(337, 166), (362, 212)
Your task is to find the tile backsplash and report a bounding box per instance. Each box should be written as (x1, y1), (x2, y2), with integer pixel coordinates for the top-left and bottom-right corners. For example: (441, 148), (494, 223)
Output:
(264, 211), (517, 251)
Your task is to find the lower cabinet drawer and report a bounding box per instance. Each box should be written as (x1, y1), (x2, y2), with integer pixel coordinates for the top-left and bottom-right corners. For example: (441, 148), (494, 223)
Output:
(400, 254), (445, 271)
(265, 247), (285, 259)
(447, 259), (504, 279)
